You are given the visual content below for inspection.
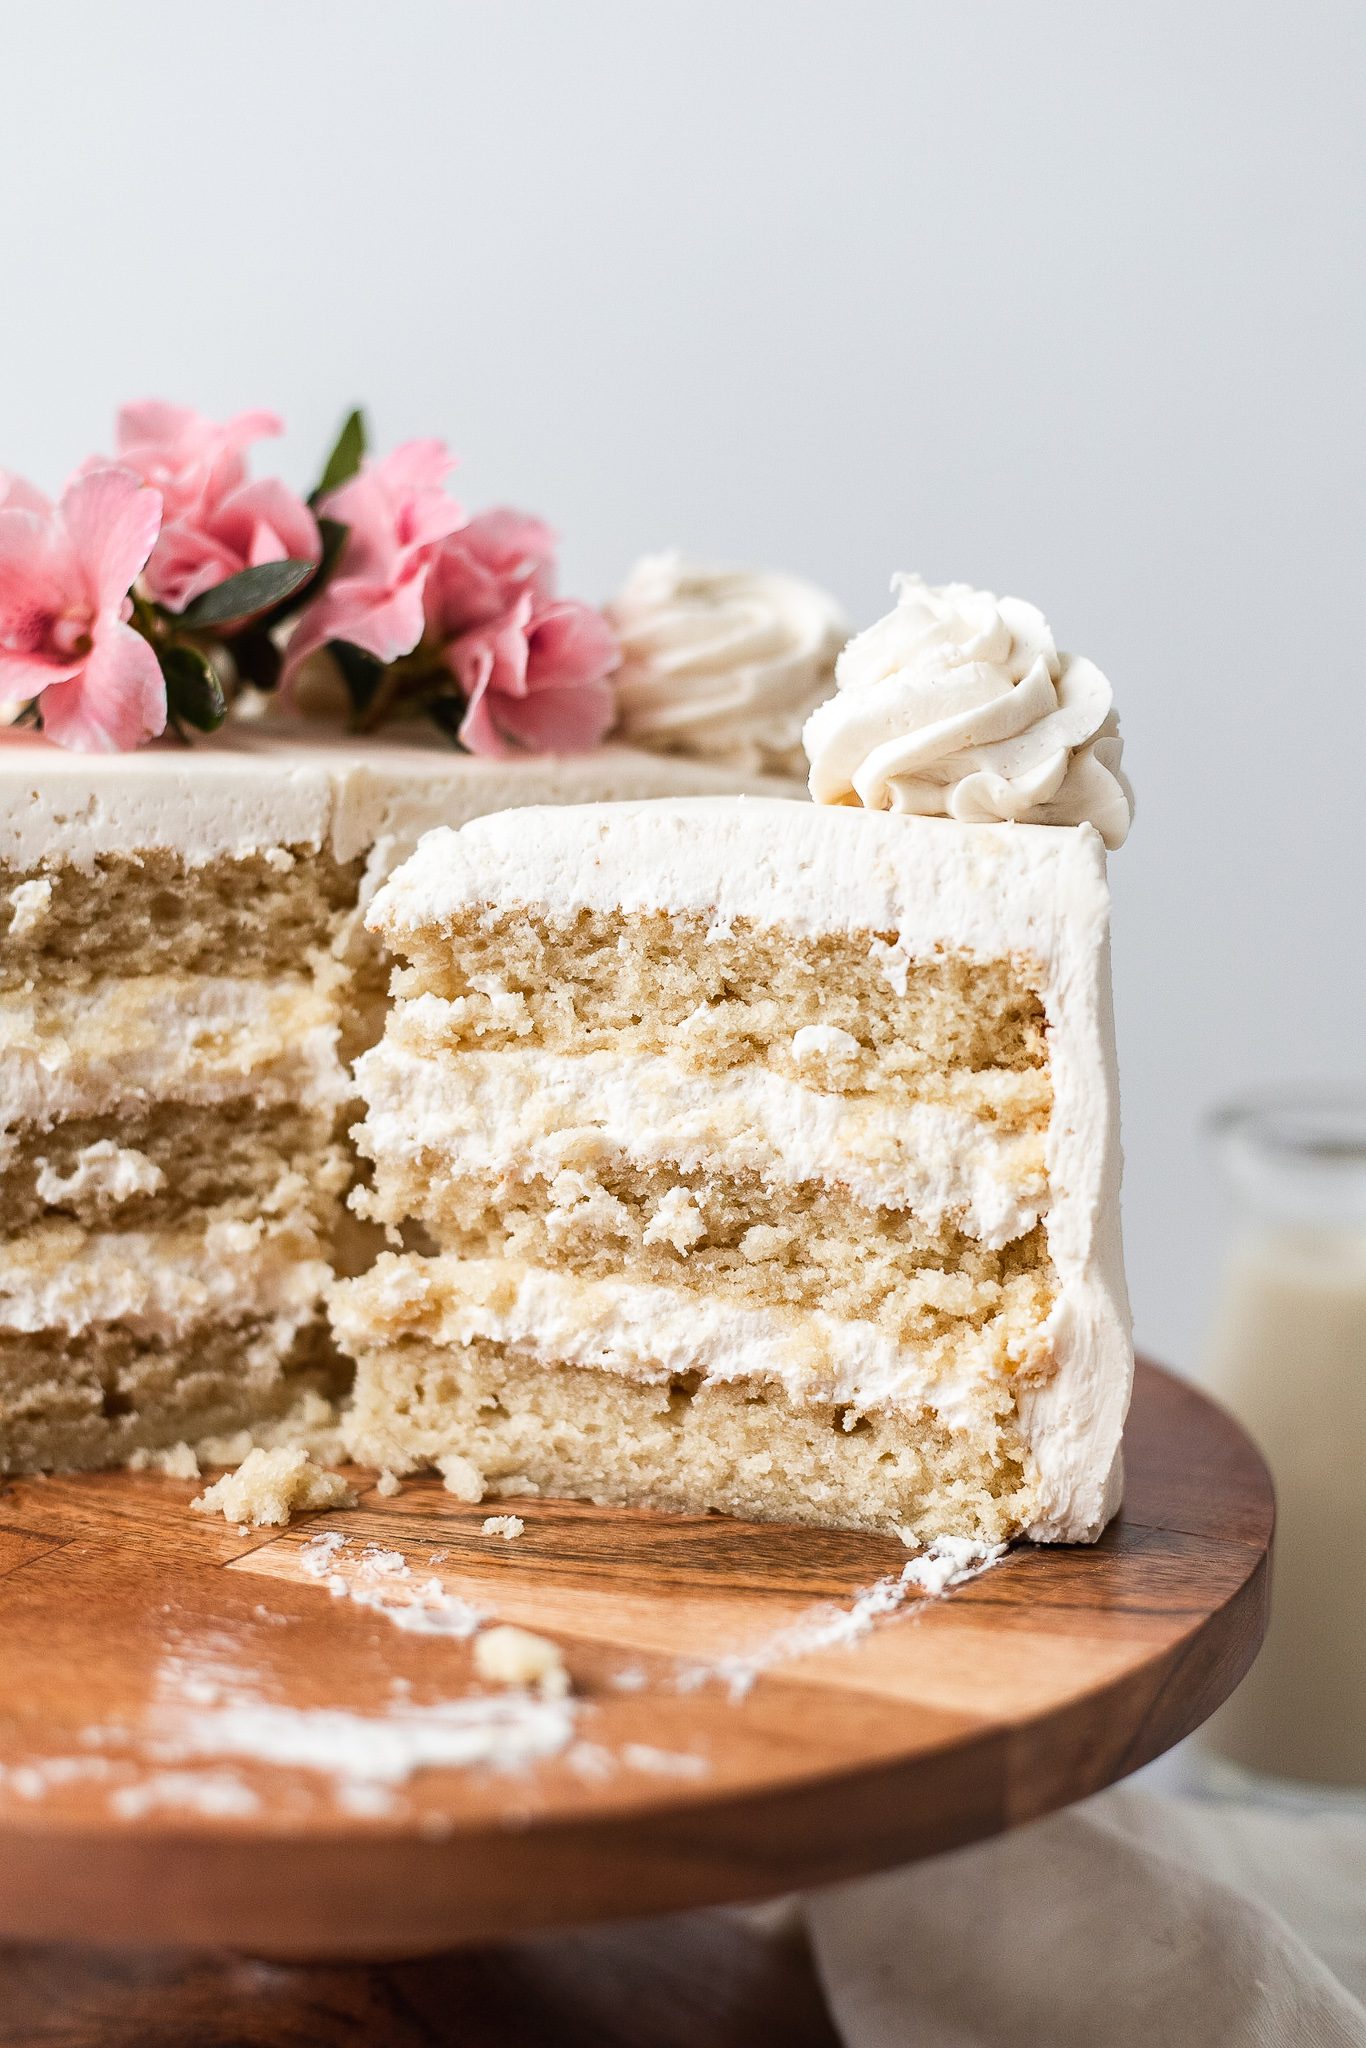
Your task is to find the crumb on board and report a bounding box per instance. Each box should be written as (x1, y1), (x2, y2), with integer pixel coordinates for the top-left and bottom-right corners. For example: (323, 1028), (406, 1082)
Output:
(191, 1447), (356, 1529)
(437, 1452), (485, 1503)
(481, 1515), (524, 1540)
(473, 1625), (570, 1698)
(375, 1471), (402, 1498)
(127, 1441), (200, 1480)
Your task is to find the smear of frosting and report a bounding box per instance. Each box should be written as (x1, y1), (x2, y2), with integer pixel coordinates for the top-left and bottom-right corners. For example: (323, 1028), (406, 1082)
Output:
(803, 575), (1133, 848)
(607, 551), (846, 777)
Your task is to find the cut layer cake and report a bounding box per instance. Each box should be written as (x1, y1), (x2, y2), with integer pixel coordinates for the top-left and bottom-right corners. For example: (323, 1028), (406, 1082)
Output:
(335, 575), (1136, 1543)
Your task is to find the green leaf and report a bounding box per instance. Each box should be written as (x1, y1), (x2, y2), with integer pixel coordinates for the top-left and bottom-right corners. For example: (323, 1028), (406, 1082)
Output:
(310, 408), (366, 504)
(178, 559), (318, 631)
(329, 639), (385, 714)
(161, 645), (227, 732)
(230, 626), (283, 694)
(425, 695), (467, 747)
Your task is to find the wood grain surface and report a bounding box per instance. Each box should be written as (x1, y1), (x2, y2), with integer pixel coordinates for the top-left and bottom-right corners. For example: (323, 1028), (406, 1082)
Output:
(0, 1359), (1272, 1960)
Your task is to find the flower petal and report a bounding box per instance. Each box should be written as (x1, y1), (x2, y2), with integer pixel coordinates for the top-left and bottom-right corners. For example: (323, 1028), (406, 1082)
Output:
(0, 507), (71, 647)
(37, 621), (166, 752)
(492, 677), (617, 754)
(0, 472), (51, 516)
(280, 572), (428, 685)
(526, 599), (620, 691)
(58, 469), (162, 616)
(115, 399), (198, 452)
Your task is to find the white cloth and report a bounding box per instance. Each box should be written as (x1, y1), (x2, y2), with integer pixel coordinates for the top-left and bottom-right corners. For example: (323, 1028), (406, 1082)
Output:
(805, 1786), (1366, 2047)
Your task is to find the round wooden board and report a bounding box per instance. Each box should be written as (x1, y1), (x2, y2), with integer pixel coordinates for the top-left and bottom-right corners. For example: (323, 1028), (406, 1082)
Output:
(0, 1358), (1271, 1959)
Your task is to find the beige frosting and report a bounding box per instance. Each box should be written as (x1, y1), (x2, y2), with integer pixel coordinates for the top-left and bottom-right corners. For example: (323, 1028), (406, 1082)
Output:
(0, 721), (803, 877)
(607, 553), (846, 777)
(803, 575), (1133, 849)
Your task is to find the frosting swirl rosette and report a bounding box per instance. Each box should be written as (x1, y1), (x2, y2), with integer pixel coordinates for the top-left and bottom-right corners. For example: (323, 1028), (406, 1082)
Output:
(606, 552), (847, 777)
(803, 574), (1133, 848)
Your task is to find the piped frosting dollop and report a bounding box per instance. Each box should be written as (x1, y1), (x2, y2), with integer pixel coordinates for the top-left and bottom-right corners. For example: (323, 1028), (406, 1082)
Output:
(607, 552), (846, 778)
(803, 575), (1133, 848)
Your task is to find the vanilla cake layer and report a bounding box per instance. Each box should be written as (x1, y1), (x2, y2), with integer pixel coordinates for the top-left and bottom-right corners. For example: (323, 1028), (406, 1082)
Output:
(0, 847), (361, 990)
(340, 798), (1132, 1543)
(0, 1318), (339, 1474)
(344, 1337), (1035, 1544)
(0, 729), (801, 1473)
(0, 1102), (342, 1233)
(359, 1165), (1051, 1330)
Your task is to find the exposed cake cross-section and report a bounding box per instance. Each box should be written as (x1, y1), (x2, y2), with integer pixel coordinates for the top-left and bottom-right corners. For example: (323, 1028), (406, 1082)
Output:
(334, 796), (1132, 1542)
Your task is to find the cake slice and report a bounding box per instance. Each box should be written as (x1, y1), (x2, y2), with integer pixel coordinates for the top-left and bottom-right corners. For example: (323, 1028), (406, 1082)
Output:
(335, 796), (1132, 1543)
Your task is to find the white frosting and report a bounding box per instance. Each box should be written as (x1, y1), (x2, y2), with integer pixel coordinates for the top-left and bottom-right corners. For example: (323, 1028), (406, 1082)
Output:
(0, 1214), (329, 1339)
(357, 1033), (1045, 1245)
(803, 576), (1133, 849)
(7, 877), (51, 935)
(34, 1141), (165, 1207)
(332, 1253), (1015, 1430)
(368, 799), (1132, 1542)
(0, 720), (804, 877)
(0, 975), (347, 1131)
(790, 1024), (860, 1065)
(608, 553), (846, 777)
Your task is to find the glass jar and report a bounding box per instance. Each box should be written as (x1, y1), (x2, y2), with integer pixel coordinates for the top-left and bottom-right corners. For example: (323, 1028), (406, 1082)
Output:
(1199, 1088), (1366, 1792)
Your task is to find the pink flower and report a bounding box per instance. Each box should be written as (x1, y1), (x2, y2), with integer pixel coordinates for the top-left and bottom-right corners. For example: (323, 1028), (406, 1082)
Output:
(423, 507), (559, 640)
(424, 511), (617, 755)
(146, 475), (321, 612)
(282, 440), (465, 684)
(0, 471), (52, 515)
(453, 594), (618, 756)
(109, 400), (281, 523)
(98, 401), (320, 613)
(0, 468), (165, 751)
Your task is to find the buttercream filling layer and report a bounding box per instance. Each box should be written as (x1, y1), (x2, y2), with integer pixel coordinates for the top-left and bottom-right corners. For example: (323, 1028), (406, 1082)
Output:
(0, 974), (348, 1131)
(354, 1040), (1047, 1245)
(0, 1214), (332, 1339)
(331, 1253), (1047, 1428)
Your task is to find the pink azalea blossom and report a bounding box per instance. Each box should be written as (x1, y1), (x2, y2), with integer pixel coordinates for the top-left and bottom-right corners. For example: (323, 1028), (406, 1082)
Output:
(0, 468), (165, 751)
(456, 594), (617, 755)
(423, 507), (559, 639)
(145, 474), (321, 612)
(97, 401), (320, 613)
(424, 510), (617, 756)
(0, 470), (52, 515)
(107, 400), (281, 523)
(282, 440), (465, 685)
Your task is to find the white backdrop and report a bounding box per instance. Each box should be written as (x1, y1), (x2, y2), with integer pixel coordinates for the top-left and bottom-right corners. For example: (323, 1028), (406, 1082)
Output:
(1, 1), (1361, 1373)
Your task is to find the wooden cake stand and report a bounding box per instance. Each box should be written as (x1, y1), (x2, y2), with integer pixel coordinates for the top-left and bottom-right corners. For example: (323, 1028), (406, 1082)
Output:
(0, 1358), (1271, 2043)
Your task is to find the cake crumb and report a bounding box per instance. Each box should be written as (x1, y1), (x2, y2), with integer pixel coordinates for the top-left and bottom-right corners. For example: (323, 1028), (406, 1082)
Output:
(473, 1625), (570, 1697)
(481, 1515), (524, 1540)
(128, 1440), (200, 1480)
(191, 1447), (356, 1529)
(7, 877), (52, 936)
(375, 1471), (402, 1498)
(437, 1451), (486, 1503)
(643, 1186), (706, 1252)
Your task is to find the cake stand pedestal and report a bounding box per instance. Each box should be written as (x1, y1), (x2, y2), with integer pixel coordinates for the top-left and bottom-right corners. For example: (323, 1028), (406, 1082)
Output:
(0, 1358), (1272, 2040)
